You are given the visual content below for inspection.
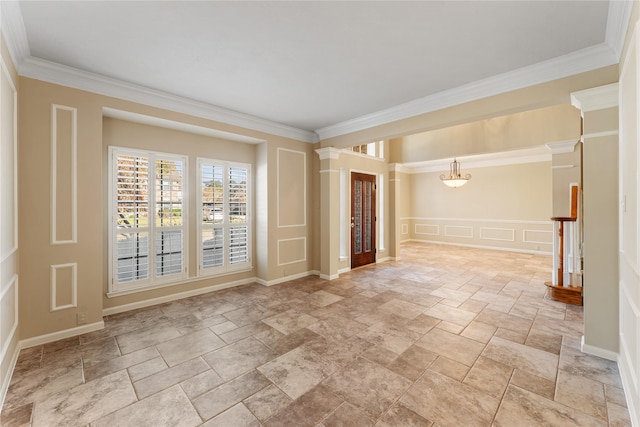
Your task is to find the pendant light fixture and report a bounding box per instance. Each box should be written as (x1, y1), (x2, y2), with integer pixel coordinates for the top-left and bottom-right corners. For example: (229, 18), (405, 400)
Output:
(440, 158), (471, 188)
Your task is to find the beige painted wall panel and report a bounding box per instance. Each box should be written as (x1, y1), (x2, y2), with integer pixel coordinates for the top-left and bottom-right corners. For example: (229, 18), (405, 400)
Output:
(277, 237), (306, 266)
(411, 162), (551, 220)
(523, 229), (553, 245)
(392, 105), (581, 164)
(277, 148), (306, 227)
(408, 162), (552, 253)
(52, 263), (76, 310)
(52, 106), (76, 243)
(584, 107), (618, 135)
(19, 78), (104, 338)
(583, 134), (619, 353)
(267, 140), (314, 281)
(479, 227), (515, 242)
(551, 146), (581, 218)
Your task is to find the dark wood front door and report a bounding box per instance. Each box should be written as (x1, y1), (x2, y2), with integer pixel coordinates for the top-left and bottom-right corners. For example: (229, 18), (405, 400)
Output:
(351, 172), (376, 269)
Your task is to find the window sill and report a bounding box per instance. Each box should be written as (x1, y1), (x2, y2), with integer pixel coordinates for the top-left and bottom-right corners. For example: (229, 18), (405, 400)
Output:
(107, 267), (253, 298)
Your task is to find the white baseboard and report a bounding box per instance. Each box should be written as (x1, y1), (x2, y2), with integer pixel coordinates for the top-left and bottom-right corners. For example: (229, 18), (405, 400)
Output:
(103, 277), (257, 316)
(0, 343), (20, 411)
(20, 321), (105, 349)
(376, 257), (391, 263)
(337, 267), (351, 275)
(319, 273), (339, 280)
(257, 270), (318, 287)
(580, 336), (618, 362)
(407, 239), (552, 256)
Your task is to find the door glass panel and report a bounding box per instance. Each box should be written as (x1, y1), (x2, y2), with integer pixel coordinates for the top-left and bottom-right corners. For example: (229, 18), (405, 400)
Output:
(365, 181), (372, 252)
(354, 180), (362, 254)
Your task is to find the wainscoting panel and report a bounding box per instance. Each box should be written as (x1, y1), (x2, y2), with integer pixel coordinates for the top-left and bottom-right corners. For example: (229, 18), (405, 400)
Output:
(50, 263), (78, 312)
(0, 275), (17, 366)
(415, 224), (439, 236)
(277, 237), (307, 266)
(444, 225), (474, 239)
(403, 217), (553, 254)
(479, 227), (515, 242)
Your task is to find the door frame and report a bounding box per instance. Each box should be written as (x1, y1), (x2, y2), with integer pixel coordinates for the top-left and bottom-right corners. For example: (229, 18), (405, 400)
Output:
(350, 171), (376, 269)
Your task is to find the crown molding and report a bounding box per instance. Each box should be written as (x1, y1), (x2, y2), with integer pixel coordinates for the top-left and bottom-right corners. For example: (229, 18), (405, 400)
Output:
(606, 0), (634, 61)
(18, 57), (318, 143)
(0, 1), (30, 66)
(571, 82), (619, 111)
(316, 43), (617, 141)
(402, 146), (551, 174)
(2, 1), (628, 144)
(315, 147), (341, 160)
(545, 139), (579, 154)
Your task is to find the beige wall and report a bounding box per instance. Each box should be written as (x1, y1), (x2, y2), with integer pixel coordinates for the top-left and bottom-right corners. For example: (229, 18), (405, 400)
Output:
(321, 66), (617, 149)
(101, 118), (257, 308)
(390, 104), (581, 164)
(0, 33), (19, 405)
(618, 1), (640, 423)
(17, 77), (314, 342)
(582, 106), (619, 356)
(404, 162), (552, 253)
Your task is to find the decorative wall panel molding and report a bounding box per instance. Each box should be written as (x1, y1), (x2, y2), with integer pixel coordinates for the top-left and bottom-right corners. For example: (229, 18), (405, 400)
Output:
(0, 275), (18, 364)
(277, 148), (306, 228)
(415, 224), (439, 236)
(51, 104), (77, 245)
(50, 263), (77, 311)
(444, 225), (474, 239)
(277, 237), (307, 266)
(479, 227), (515, 242)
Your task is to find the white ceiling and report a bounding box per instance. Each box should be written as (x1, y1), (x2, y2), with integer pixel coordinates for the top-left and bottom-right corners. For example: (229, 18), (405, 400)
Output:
(1, 1), (632, 142)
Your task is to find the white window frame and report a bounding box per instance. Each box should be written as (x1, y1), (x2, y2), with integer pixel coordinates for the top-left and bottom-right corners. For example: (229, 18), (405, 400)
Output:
(197, 158), (252, 277)
(108, 147), (188, 294)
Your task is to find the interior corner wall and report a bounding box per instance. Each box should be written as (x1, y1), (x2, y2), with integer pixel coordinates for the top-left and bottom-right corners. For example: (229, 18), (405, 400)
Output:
(618, 3), (640, 425)
(407, 162), (553, 254)
(0, 33), (20, 406)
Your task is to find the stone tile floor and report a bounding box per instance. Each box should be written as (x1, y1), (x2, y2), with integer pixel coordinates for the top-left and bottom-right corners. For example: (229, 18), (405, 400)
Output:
(1, 242), (632, 426)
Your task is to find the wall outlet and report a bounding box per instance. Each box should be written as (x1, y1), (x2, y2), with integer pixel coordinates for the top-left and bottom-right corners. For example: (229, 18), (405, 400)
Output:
(77, 312), (87, 325)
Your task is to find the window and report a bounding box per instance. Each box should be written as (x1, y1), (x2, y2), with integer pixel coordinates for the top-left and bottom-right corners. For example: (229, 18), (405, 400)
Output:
(351, 140), (384, 158)
(109, 148), (186, 293)
(198, 158), (251, 276)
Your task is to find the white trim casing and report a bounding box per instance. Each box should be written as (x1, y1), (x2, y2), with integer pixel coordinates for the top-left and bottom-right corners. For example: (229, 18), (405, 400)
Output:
(0, 57), (18, 262)
(108, 147), (189, 294)
(0, 275), (18, 370)
(196, 157), (252, 278)
(50, 104), (78, 245)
